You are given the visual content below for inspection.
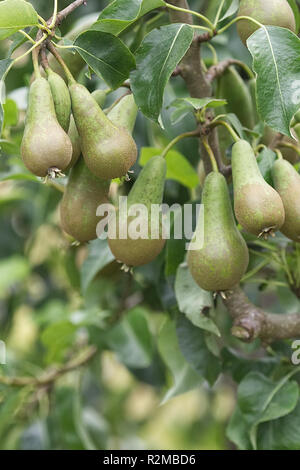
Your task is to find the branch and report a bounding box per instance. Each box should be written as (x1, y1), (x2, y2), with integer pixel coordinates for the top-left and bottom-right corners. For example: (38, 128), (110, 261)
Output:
(223, 286), (300, 344)
(206, 59), (249, 83)
(0, 346), (97, 387)
(52, 0), (88, 27)
(167, 0), (223, 174)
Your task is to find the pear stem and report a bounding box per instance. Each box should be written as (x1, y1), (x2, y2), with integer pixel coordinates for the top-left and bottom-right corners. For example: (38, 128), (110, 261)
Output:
(217, 15), (264, 36)
(274, 149), (284, 160)
(18, 30), (36, 44)
(47, 41), (76, 84)
(161, 129), (200, 159)
(49, 0), (58, 29)
(165, 2), (215, 30)
(32, 47), (41, 78)
(202, 137), (219, 172)
(278, 141), (300, 157)
(210, 120), (240, 143)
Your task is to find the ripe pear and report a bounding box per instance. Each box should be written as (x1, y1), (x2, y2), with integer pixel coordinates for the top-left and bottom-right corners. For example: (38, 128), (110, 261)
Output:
(60, 157), (110, 242)
(232, 140), (285, 237)
(69, 83), (137, 179)
(217, 67), (255, 129)
(107, 94), (138, 134)
(47, 69), (71, 132)
(237, 0), (296, 45)
(272, 159), (300, 243)
(21, 77), (72, 177)
(108, 155), (166, 267)
(187, 172), (249, 292)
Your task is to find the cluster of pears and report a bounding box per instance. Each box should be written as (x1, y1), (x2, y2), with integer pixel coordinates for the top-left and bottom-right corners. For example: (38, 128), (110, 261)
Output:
(21, 64), (167, 268)
(188, 139), (300, 294)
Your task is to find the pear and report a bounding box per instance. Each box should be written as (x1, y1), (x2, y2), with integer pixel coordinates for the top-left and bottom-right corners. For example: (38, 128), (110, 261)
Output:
(107, 94), (138, 134)
(21, 77), (72, 177)
(232, 140), (285, 237)
(108, 155), (166, 267)
(47, 69), (71, 132)
(237, 0), (296, 45)
(60, 157), (110, 243)
(66, 89), (107, 170)
(272, 159), (300, 243)
(217, 66), (254, 129)
(187, 172), (249, 292)
(69, 83), (137, 179)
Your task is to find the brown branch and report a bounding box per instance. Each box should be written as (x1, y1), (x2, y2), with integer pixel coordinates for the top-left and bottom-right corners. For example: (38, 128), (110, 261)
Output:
(0, 346), (97, 387)
(52, 0), (88, 28)
(206, 59), (247, 83)
(223, 286), (300, 344)
(194, 30), (217, 44)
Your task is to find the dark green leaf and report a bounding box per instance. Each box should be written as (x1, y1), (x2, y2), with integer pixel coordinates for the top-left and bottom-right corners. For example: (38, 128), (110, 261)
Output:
(93, 0), (166, 36)
(131, 24), (194, 121)
(247, 26), (300, 137)
(74, 31), (136, 89)
(176, 314), (221, 386)
(257, 148), (276, 185)
(80, 239), (114, 294)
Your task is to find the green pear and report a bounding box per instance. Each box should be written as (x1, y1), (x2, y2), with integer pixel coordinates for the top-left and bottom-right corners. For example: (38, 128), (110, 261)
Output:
(69, 83), (137, 179)
(60, 157), (110, 242)
(21, 77), (72, 177)
(272, 159), (300, 243)
(47, 69), (71, 132)
(107, 94), (138, 134)
(108, 155), (166, 267)
(237, 0), (296, 45)
(232, 140), (285, 237)
(187, 172), (249, 292)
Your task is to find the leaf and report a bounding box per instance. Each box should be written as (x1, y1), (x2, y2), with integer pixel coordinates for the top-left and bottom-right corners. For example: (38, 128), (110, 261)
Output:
(131, 23), (194, 121)
(139, 147), (198, 189)
(165, 207), (187, 277)
(0, 256), (30, 298)
(176, 314), (221, 386)
(0, 0), (38, 40)
(80, 239), (114, 294)
(218, 0), (239, 22)
(105, 307), (154, 369)
(257, 400), (300, 450)
(257, 148), (276, 185)
(93, 0), (166, 36)
(287, 0), (300, 33)
(170, 97), (227, 124)
(158, 318), (202, 404)
(41, 321), (77, 364)
(226, 407), (252, 450)
(247, 26), (300, 137)
(237, 371), (300, 449)
(175, 263), (220, 336)
(0, 59), (13, 136)
(3, 98), (18, 128)
(74, 31), (136, 89)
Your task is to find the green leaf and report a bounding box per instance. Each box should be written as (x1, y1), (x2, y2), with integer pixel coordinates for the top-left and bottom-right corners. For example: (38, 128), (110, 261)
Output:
(226, 407), (252, 450)
(257, 148), (276, 185)
(74, 31), (136, 89)
(158, 318), (202, 404)
(170, 97), (227, 124)
(287, 0), (300, 33)
(139, 147), (198, 189)
(0, 256), (30, 298)
(237, 371), (300, 449)
(257, 400), (300, 450)
(41, 321), (77, 364)
(247, 26), (300, 137)
(165, 207), (186, 277)
(218, 0), (239, 22)
(175, 263), (220, 336)
(0, 0), (38, 40)
(105, 307), (154, 369)
(93, 0), (166, 36)
(0, 59), (13, 136)
(176, 314), (221, 386)
(80, 239), (114, 295)
(3, 98), (18, 128)
(131, 24), (194, 121)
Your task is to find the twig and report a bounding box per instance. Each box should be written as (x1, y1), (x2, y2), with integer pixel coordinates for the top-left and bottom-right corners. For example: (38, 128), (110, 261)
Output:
(0, 346), (97, 387)
(53, 0), (88, 28)
(206, 59), (254, 83)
